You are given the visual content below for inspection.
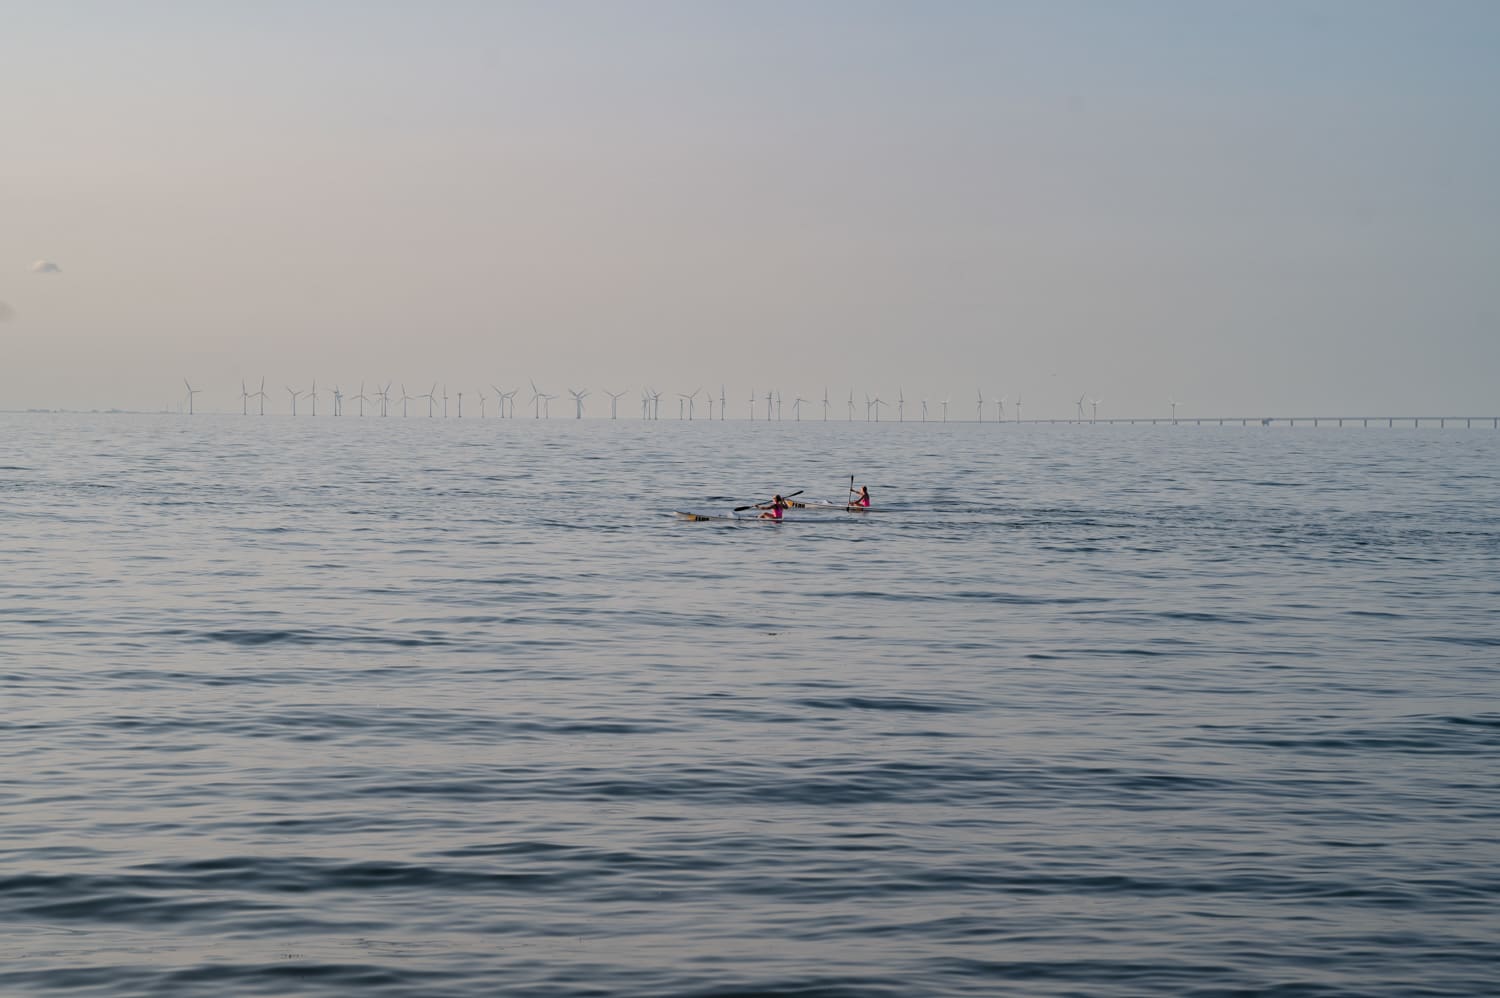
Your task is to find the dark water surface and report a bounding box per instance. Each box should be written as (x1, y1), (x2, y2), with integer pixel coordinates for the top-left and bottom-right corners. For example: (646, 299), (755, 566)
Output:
(3, 414), (1497, 996)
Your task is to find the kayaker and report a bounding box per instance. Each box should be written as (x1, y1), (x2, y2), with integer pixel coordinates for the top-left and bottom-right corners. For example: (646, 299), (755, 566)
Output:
(757, 494), (790, 520)
(849, 484), (872, 508)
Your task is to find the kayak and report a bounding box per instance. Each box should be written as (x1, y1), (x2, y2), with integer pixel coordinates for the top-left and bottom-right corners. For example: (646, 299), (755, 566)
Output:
(673, 510), (785, 523)
(788, 499), (889, 512)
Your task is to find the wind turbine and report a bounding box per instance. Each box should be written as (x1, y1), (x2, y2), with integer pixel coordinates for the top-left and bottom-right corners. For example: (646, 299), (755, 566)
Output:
(720, 385), (727, 420)
(420, 384), (436, 417)
(747, 389), (755, 421)
(530, 379), (544, 419)
(775, 391), (782, 421)
(684, 387), (701, 419)
(940, 398), (949, 422)
(1090, 398), (1101, 423)
(921, 398), (928, 422)
(530, 379), (556, 418)
(976, 389), (984, 423)
(254, 377), (267, 416)
(456, 390), (463, 418)
(606, 389), (626, 419)
(399, 384), (414, 417)
(1076, 393), (1087, 423)
(823, 388), (830, 421)
(791, 396), (806, 420)
(1015, 397), (1023, 423)
(442, 385), (450, 418)
(996, 396), (1005, 421)
(650, 389), (661, 419)
(353, 381), (370, 417)
(183, 379), (201, 415)
(872, 396), (887, 421)
(569, 387), (589, 419)
(864, 393), (873, 421)
(239, 379), (250, 415)
(897, 388), (905, 422)
(307, 381), (318, 417)
(379, 382), (392, 417)
(847, 389), (855, 421)
(285, 385), (300, 416)
(705, 394), (715, 420)
(332, 385), (343, 416)
(502, 389), (518, 417)
(1169, 398), (1181, 423)
(765, 389), (774, 421)
(477, 388), (487, 418)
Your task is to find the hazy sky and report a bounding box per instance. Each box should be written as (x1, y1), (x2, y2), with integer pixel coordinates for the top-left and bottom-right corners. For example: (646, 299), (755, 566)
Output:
(3, 1), (1497, 416)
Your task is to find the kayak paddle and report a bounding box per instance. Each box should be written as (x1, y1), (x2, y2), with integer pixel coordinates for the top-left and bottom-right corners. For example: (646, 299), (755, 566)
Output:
(734, 489), (803, 512)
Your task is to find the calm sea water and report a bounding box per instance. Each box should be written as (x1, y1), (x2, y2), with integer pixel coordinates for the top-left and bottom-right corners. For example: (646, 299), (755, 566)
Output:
(3, 413), (1497, 997)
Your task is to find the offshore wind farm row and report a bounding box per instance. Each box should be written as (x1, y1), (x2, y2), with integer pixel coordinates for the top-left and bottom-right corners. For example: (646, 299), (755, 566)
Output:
(185, 379), (1097, 422)
(162, 379), (1498, 427)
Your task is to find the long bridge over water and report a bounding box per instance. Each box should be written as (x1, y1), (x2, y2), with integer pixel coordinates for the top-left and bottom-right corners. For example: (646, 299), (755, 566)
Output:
(1013, 416), (1499, 428)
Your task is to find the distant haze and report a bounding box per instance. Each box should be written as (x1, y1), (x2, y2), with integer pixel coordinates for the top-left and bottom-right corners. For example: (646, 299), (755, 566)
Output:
(3, 2), (1498, 417)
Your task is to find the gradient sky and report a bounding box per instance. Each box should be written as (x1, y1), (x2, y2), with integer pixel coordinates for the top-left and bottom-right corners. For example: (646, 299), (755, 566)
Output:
(3, 1), (1497, 416)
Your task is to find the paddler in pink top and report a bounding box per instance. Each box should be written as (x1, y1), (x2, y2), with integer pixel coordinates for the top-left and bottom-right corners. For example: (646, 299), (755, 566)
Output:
(757, 495), (790, 520)
(850, 485), (872, 508)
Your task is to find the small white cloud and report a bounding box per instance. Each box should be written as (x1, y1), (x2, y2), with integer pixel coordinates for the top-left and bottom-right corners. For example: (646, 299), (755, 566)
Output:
(32, 260), (61, 274)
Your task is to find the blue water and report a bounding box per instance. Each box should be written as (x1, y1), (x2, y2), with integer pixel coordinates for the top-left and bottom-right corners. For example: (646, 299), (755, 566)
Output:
(3, 413), (1498, 996)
